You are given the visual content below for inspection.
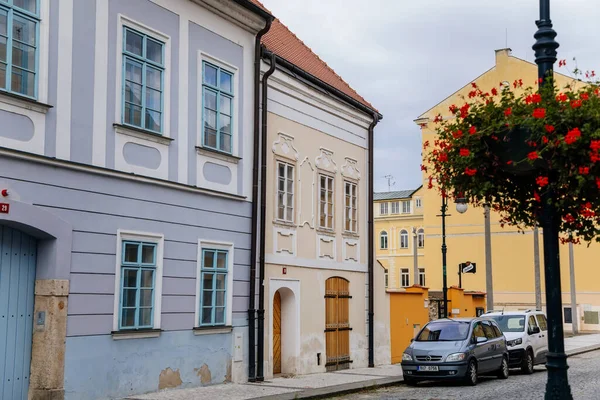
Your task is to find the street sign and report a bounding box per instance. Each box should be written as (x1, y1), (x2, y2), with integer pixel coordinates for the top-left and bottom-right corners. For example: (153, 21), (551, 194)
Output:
(460, 262), (476, 274)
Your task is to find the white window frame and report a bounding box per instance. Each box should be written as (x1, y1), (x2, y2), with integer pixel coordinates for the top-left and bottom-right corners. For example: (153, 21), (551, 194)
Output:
(380, 231), (388, 249)
(112, 230), (164, 332)
(417, 228), (425, 248)
(380, 202), (388, 215)
(415, 197), (422, 208)
(391, 201), (399, 214)
(402, 200), (411, 214)
(401, 268), (410, 288)
(276, 160), (295, 223)
(419, 268), (426, 286)
(318, 173), (334, 230)
(400, 229), (409, 249)
(198, 51), (239, 156)
(344, 180), (358, 233)
(115, 14), (171, 138)
(384, 269), (389, 289)
(195, 239), (234, 328)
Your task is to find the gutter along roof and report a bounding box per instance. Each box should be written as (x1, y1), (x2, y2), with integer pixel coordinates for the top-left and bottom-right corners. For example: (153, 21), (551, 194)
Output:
(248, 0), (380, 116)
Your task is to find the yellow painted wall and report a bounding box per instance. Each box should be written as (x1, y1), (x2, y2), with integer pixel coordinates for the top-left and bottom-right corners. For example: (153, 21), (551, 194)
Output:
(447, 287), (486, 318)
(389, 287), (429, 364)
(415, 49), (600, 330)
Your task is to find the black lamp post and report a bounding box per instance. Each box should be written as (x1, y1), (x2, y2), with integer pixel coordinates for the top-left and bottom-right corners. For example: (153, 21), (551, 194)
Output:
(532, 1), (572, 398)
(439, 195), (468, 318)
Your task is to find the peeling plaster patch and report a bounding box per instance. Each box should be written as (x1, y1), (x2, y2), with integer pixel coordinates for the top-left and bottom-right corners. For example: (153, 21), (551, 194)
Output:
(224, 359), (232, 383)
(195, 364), (212, 385)
(158, 368), (182, 390)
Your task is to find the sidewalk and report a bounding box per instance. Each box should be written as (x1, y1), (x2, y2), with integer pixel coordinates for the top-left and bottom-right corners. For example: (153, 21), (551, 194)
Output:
(125, 333), (600, 400)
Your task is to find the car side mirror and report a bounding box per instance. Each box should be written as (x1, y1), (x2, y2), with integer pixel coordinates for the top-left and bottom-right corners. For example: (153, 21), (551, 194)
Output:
(476, 336), (487, 344)
(530, 326), (540, 335)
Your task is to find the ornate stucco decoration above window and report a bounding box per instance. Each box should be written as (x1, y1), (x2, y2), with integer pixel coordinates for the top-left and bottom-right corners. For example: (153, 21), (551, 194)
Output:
(315, 147), (337, 173)
(341, 157), (360, 180)
(272, 132), (299, 162)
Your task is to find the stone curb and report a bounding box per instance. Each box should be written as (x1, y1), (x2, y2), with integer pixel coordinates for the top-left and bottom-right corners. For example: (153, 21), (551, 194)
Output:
(566, 343), (600, 357)
(252, 376), (404, 400)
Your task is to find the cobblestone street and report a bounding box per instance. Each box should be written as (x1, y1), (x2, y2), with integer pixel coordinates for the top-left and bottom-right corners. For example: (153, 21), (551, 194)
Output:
(328, 350), (600, 400)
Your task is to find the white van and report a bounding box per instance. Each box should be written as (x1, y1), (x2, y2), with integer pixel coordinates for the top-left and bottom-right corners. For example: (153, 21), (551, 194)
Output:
(483, 310), (548, 374)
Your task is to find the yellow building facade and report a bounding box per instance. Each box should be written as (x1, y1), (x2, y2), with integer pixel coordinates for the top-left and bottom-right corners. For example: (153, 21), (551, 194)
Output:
(413, 48), (600, 331)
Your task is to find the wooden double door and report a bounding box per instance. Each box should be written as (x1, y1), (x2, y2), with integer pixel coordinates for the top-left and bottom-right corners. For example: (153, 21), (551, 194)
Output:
(325, 277), (351, 371)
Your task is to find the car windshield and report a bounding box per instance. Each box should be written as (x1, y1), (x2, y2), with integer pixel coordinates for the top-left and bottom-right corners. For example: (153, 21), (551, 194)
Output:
(488, 315), (525, 332)
(416, 321), (470, 341)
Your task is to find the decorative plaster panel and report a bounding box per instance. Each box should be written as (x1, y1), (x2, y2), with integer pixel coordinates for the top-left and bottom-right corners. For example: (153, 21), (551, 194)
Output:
(0, 100), (45, 155)
(341, 157), (361, 180)
(115, 131), (169, 180)
(272, 132), (299, 162)
(273, 227), (296, 256)
(317, 234), (336, 260)
(196, 152), (239, 195)
(342, 238), (360, 263)
(315, 147), (337, 173)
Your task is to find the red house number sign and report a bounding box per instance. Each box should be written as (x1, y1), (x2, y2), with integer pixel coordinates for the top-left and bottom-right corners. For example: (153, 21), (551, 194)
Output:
(0, 203), (9, 214)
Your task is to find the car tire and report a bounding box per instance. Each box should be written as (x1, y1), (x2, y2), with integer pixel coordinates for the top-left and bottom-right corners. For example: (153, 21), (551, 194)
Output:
(404, 377), (418, 386)
(521, 350), (534, 374)
(465, 360), (478, 386)
(497, 357), (509, 379)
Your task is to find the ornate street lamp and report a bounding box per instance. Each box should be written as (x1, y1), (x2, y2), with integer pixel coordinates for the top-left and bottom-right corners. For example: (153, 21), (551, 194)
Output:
(532, 1), (572, 398)
(439, 196), (468, 318)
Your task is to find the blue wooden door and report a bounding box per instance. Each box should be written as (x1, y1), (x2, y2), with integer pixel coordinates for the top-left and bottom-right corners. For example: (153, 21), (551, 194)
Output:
(0, 225), (36, 400)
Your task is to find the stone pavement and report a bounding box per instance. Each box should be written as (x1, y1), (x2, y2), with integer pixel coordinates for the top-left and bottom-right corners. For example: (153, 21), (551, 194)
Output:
(124, 333), (600, 400)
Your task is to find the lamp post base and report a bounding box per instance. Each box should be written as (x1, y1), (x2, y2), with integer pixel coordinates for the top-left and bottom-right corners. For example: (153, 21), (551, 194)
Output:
(545, 352), (572, 400)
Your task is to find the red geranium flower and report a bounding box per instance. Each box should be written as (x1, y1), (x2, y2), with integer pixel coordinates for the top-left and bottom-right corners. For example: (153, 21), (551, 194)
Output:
(581, 93), (590, 101)
(528, 151), (539, 160)
(504, 108), (512, 116)
(565, 127), (582, 145)
(532, 108), (546, 119)
(571, 99), (583, 108)
(531, 94), (542, 103)
(536, 176), (549, 187)
(452, 130), (463, 139)
(579, 166), (590, 175)
(542, 136), (549, 144)
(438, 152), (448, 162)
(556, 93), (568, 102)
(591, 153), (600, 163)
(420, 164), (428, 172)
(465, 167), (477, 176)
(469, 126), (477, 135)
(545, 125), (555, 133)
(596, 177), (600, 189)
(460, 148), (470, 157)
(491, 87), (498, 96)
(449, 105), (458, 113)
(534, 192), (541, 202)
(590, 140), (600, 151)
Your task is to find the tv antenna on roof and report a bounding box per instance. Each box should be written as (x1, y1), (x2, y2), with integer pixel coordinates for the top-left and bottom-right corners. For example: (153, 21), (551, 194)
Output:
(383, 175), (395, 192)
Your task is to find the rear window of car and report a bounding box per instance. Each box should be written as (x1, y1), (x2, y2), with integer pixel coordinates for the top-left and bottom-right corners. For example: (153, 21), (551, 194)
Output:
(416, 321), (470, 341)
(488, 315), (525, 332)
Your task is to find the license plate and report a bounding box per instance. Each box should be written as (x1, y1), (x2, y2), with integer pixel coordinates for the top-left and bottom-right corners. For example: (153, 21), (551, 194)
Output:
(417, 365), (439, 372)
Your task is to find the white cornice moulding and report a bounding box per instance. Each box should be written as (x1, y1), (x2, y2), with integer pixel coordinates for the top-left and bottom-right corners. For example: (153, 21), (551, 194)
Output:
(191, 0), (267, 33)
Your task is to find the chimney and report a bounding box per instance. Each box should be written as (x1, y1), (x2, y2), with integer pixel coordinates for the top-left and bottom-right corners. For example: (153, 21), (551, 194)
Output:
(495, 48), (512, 66)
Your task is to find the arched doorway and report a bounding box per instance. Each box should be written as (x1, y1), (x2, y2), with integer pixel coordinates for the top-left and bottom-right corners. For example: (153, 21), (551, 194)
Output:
(270, 283), (298, 376)
(325, 277), (351, 371)
(0, 225), (37, 400)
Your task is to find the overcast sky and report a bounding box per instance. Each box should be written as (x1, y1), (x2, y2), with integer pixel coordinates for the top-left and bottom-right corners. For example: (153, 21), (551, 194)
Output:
(259, 0), (600, 192)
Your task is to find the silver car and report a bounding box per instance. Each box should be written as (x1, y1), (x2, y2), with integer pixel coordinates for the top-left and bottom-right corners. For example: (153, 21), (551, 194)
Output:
(401, 318), (509, 386)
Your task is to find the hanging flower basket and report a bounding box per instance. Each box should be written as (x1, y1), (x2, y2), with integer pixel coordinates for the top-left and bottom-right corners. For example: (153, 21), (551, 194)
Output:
(422, 63), (600, 243)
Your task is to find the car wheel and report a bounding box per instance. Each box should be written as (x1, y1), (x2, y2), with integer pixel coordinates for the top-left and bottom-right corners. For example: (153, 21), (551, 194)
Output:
(404, 377), (418, 386)
(497, 357), (509, 379)
(465, 360), (478, 386)
(521, 350), (534, 374)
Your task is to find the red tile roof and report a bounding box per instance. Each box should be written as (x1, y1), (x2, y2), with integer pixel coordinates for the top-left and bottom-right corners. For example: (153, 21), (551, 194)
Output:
(247, 0), (377, 112)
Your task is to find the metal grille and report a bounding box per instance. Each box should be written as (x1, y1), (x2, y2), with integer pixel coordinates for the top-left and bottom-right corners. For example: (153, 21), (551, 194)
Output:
(416, 355), (443, 362)
(584, 311), (599, 324)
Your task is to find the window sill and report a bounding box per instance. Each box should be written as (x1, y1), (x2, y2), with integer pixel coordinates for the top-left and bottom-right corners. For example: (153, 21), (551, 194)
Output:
(273, 220), (296, 229)
(111, 329), (162, 340)
(316, 228), (336, 237)
(114, 123), (174, 146)
(342, 232), (359, 239)
(193, 325), (233, 335)
(0, 90), (53, 114)
(196, 146), (241, 164)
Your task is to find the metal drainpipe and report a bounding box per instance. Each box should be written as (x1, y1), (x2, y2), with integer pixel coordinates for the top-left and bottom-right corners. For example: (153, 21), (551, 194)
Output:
(249, 19), (272, 383)
(257, 51), (277, 381)
(368, 112), (380, 368)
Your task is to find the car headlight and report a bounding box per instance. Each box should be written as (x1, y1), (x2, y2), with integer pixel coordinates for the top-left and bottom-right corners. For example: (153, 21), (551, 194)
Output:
(402, 353), (413, 361)
(446, 353), (466, 362)
(507, 338), (523, 347)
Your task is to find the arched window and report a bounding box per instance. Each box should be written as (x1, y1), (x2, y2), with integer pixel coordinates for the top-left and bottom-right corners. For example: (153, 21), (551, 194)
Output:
(380, 231), (388, 249)
(417, 228), (425, 248)
(400, 229), (409, 248)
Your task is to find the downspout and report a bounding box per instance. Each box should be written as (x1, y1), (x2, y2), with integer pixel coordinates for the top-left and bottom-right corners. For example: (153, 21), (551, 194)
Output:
(368, 112), (380, 368)
(249, 18), (272, 383)
(257, 51), (277, 382)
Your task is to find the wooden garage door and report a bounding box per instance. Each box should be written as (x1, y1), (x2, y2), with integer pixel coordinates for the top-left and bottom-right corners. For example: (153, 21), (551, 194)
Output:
(325, 277), (351, 371)
(273, 291), (281, 374)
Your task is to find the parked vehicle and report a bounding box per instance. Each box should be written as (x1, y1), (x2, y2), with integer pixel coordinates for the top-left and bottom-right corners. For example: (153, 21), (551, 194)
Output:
(401, 318), (509, 386)
(484, 310), (549, 373)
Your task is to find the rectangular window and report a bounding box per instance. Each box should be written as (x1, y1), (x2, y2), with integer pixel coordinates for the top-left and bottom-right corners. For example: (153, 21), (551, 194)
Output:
(391, 201), (399, 214)
(415, 198), (422, 208)
(277, 161), (294, 222)
(402, 200), (411, 214)
(344, 181), (357, 233)
(419, 268), (425, 286)
(319, 174), (334, 229)
(202, 61), (233, 153)
(384, 269), (389, 289)
(380, 202), (388, 215)
(401, 268), (410, 288)
(119, 241), (157, 330)
(0, 1), (40, 98)
(199, 249), (228, 326)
